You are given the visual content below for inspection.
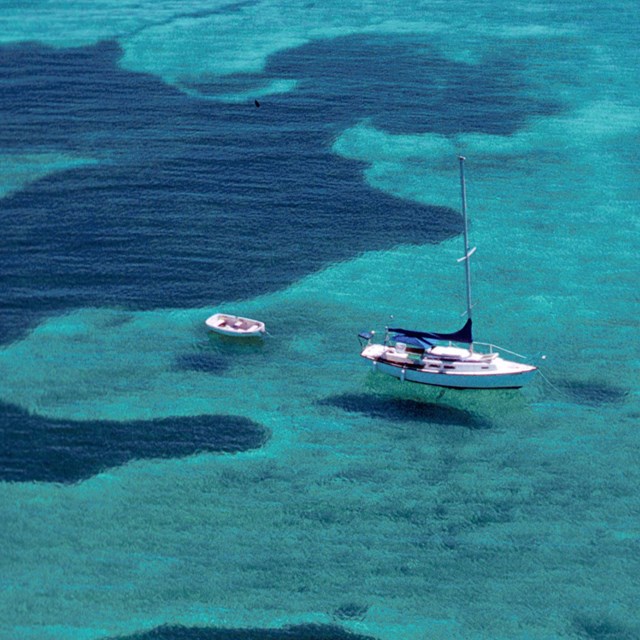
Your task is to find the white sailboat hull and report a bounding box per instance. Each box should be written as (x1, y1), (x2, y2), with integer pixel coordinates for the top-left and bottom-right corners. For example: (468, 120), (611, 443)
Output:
(361, 344), (537, 390)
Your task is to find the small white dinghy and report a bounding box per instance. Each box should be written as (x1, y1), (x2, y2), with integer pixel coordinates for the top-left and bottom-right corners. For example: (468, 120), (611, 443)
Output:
(205, 313), (266, 338)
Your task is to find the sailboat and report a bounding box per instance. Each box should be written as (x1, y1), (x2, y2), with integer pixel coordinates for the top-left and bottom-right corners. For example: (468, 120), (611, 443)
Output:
(359, 156), (537, 390)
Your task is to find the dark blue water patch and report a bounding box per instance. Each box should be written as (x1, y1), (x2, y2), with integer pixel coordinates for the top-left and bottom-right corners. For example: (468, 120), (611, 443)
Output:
(0, 312), (43, 349)
(0, 401), (269, 483)
(263, 35), (558, 136)
(317, 393), (490, 429)
(112, 624), (376, 640)
(333, 603), (369, 622)
(185, 37), (557, 136)
(173, 352), (231, 375)
(0, 37), (554, 345)
(556, 379), (629, 406)
(572, 613), (639, 640)
(174, 330), (273, 374)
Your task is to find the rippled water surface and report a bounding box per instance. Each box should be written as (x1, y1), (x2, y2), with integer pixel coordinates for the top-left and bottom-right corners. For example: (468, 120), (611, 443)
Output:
(0, 1), (638, 638)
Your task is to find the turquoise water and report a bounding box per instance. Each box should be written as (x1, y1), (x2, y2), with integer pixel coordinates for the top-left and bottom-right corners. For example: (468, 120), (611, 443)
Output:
(0, 1), (639, 638)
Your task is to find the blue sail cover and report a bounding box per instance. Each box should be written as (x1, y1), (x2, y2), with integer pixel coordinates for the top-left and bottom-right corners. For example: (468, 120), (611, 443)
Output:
(388, 318), (473, 344)
(392, 334), (434, 349)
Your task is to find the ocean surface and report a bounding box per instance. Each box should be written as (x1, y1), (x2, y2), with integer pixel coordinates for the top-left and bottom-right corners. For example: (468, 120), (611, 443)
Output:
(0, 1), (638, 638)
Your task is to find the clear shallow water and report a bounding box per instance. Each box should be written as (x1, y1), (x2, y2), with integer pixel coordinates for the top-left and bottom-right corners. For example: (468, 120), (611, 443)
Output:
(0, 1), (638, 639)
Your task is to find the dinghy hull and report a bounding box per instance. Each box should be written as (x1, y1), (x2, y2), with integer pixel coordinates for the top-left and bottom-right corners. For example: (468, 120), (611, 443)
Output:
(205, 313), (265, 338)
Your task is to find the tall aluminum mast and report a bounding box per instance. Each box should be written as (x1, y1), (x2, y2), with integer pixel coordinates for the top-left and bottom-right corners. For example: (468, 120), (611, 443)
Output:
(458, 156), (475, 321)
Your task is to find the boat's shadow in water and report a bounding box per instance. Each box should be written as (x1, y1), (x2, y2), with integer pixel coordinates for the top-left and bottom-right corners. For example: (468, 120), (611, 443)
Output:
(318, 392), (492, 430)
(172, 332), (270, 375)
(552, 378), (629, 406)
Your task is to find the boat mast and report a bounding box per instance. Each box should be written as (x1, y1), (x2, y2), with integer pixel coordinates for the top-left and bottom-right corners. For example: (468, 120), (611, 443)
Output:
(458, 155), (474, 322)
